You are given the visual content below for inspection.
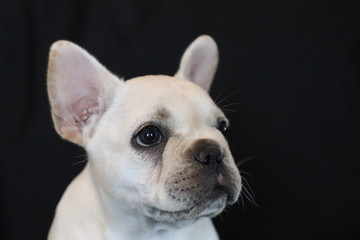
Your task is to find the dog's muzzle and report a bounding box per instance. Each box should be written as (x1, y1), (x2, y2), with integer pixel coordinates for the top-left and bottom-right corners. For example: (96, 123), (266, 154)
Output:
(189, 138), (241, 203)
(143, 138), (241, 223)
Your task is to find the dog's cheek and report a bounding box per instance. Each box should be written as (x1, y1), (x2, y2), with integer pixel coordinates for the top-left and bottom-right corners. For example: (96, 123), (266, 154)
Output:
(87, 144), (145, 201)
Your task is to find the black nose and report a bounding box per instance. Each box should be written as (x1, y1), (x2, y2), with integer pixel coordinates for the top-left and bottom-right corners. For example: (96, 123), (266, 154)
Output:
(192, 139), (223, 167)
(196, 147), (223, 165)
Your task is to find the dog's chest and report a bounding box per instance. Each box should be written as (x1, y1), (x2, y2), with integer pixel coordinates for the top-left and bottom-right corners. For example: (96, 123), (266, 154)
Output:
(105, 217), (218, 240)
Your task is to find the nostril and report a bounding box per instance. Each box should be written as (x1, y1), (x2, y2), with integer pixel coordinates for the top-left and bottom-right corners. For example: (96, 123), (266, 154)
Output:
(196, 153), (211, 164)
(216, 154), (223, 164)
(205, 154), (213, 163)
(189, 139), (224, 166)
(196, 150), (223, 165)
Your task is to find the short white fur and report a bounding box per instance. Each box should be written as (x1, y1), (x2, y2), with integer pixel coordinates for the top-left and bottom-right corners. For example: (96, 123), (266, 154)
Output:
(47, 35), (241, 240)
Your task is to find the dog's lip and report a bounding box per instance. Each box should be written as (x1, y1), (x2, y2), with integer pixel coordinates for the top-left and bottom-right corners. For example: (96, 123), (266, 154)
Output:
(215, 173), (241, 204)
(144, 193), (228, 223)
(143, 203), (196, 223)
(144, 186), (229, 219)
(143, 177), (240, 223)
(203, 185), (228, 202)
(146, 204), (193, 216)
(214, 184), (238, 204)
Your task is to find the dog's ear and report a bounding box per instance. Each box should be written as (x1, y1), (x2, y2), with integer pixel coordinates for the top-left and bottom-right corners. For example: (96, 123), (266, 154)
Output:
(175, 35), (218, 92)
(47, 41), (122, 146)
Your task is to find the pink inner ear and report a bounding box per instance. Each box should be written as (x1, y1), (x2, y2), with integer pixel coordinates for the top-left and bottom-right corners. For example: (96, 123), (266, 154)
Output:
(55, 64), (101, 130)
(48, 40), (121, 144)
(70, 95), (99, 128)
(53, 91), (100, 134)
(50, 42), (106, 132)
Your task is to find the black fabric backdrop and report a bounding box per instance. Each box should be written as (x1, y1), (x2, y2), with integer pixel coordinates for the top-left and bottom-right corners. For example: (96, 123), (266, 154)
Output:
(1, 0), (360, 239)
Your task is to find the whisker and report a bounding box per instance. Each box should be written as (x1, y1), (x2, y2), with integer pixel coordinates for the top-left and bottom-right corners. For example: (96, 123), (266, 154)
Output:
(73, 154), (88, 166)
(214, 90), (225, 104)
(239, 171), (254, 178)
(242, 183), (260, 207)
(218, 212), (226, 224)
(236, 155), (259, 167)
(222, 207), (231, 213)
(221, 108), (238, 113)
(242, 186), (259, 207)
(219, 102), (243, 114)
(73, 159), (88, 166)
(242, 176), (256, 199)
(239, 194), (245, 210)
(215, 90), (243, 107)
(219, 102), (243, 109)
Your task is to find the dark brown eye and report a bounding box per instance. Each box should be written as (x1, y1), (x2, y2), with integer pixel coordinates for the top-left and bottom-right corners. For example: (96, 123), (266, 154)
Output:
(135, 126), (164, 147)
(218, 121), (229, 135)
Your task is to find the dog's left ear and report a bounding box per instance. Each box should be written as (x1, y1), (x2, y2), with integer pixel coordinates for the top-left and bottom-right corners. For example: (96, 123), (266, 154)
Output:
(47, 40), (122, 146)
(175, 35), (219, 92)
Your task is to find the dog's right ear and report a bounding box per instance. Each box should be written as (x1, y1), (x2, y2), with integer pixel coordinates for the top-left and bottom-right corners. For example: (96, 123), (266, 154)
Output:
(175, 35), (219, 92)
(47, 41), (122, 146)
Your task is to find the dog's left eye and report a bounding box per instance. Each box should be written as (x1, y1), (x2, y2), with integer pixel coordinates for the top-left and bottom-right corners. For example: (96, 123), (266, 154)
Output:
(218, 121), (229, 135)
(135, 126), (164, 147)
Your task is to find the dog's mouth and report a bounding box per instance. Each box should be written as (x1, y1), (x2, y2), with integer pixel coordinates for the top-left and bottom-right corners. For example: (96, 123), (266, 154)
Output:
(143, 186), (231, 223)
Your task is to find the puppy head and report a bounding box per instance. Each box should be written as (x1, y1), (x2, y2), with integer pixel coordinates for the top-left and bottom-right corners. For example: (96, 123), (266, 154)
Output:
(47, 36), (241, 225)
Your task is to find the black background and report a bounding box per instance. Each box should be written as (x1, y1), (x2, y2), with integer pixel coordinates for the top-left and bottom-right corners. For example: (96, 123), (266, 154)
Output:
(1, 0), (360, 239)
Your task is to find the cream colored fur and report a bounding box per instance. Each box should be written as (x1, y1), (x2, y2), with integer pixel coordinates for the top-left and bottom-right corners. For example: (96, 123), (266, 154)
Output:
(47, 36), (241, 240)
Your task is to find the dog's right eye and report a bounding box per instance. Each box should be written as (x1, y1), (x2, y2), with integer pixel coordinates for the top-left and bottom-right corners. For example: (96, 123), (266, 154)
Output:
(135, 126), (164, 147)
(218, 120), (229, 135)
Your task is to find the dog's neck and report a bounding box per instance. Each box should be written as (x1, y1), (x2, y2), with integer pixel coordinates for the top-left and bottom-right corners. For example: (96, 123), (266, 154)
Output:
(75, 165), (197, 240)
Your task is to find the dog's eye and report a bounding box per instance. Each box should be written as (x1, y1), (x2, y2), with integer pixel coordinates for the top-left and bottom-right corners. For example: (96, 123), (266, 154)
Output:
(218, 121), (229, 135)
(135, 126), (164, 147)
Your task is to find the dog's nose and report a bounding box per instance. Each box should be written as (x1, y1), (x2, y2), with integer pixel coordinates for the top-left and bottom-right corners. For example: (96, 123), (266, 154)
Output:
(191, 139), (223, 169)
(196, 147), (223, 165)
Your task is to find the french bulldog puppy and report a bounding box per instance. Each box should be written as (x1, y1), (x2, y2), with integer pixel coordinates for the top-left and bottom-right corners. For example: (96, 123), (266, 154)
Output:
(47, 35), (241, 240)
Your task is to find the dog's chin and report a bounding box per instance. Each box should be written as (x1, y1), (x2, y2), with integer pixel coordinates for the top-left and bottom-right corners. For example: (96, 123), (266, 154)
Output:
(143, 190), (228, 224)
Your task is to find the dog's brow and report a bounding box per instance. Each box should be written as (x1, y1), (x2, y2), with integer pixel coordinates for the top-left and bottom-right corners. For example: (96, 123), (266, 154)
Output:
(155, 107), (171, 120)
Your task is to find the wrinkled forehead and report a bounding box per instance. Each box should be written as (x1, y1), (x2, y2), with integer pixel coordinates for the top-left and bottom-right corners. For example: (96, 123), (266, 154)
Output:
(125, 75), (208, 98)
(120, 75), (223, 125)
